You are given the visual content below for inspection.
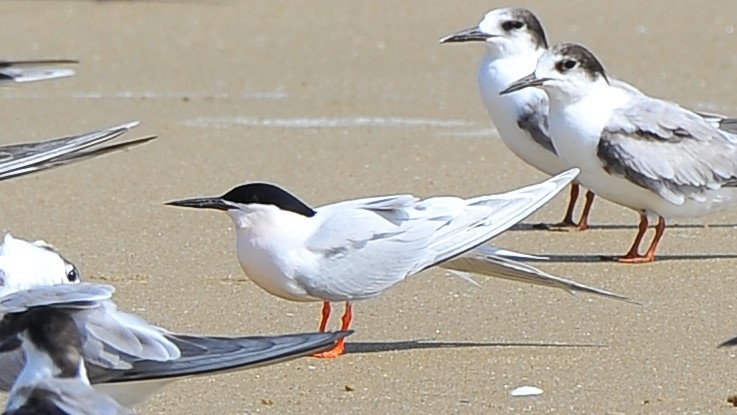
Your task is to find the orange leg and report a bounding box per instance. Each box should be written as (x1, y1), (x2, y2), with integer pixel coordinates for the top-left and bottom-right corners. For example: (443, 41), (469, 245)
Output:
(318, 301), (331, 332)
(616, 214), (660, 263)
(640, 216), (666, 263)
(576, 191), (595, 231)
(313, 302), (353, 359)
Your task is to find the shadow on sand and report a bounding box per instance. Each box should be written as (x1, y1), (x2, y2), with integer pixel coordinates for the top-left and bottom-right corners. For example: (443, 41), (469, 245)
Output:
(512, 223), (737, 232)
(346, 339), (606, 355)
(529, 253), (737, 263)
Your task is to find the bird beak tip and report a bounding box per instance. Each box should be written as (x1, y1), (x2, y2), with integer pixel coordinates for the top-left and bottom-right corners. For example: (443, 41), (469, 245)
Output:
(164, 197), (228, 210)
(439, 28), (490, 44)
(499, 74), (547, 95)
(719, 338), (737, 348)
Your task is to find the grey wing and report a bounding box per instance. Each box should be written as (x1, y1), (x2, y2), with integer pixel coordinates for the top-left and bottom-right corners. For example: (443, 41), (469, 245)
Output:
(692, 110), (737, 137)
(0, 121), (145, 181)
(302, 207), (434, 300)
(716, 118), (737, 136)
(517, 95), (556, 154)
(80, 301), (181, 369)
(428, 168), (579, 265)
(0, 59), (77, 84)
(91, 331), (351, 383)
(598, 97), (737, 204)
(0, 283), (114, 313)
(41, 135), (156, 170)
(0, 283), (180, 371)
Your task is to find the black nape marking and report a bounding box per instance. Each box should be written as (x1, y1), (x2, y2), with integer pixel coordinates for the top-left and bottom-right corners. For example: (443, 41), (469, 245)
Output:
(222, 183), (317, 218)
(553, 43), (609, 83)
(510, 8), (548, 49)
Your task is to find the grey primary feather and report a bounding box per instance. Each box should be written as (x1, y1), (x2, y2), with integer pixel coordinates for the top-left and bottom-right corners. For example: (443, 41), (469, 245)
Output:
(0, 59), (77, 85)
(0, 284), (114, 314)
(93, 331), (351, 382)
(0, 284), (178, 373)
(0, 121), (146, 181)
(443, 249), (633, 303)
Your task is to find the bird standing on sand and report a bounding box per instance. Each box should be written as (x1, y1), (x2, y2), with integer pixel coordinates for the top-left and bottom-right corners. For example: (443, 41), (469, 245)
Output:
(165, 169), (637, 358)
(502, 43), (737, 262)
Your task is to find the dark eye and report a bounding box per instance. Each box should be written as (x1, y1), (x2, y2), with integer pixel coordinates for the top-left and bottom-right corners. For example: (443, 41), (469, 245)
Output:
(556, 59), (577, 72)
(501, 20), (525, 31)
(66, 267), (79, 283)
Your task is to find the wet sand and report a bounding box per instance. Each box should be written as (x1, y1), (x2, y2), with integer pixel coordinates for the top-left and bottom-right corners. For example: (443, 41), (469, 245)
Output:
(1, 0), (737, 413)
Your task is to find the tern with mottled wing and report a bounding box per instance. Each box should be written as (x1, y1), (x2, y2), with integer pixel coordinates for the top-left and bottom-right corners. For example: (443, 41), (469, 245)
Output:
(440, 7), (737, 232)
(0, 284), (133, 415)
(0, 234), (351, 407)
(501, 43), (737, 262)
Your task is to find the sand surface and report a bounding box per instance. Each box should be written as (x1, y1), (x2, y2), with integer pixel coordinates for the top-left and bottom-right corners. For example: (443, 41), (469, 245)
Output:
(1, 0), (737, 413)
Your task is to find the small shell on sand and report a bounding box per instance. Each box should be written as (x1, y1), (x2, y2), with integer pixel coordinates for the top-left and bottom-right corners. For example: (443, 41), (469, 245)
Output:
(510, 386), (544, 397)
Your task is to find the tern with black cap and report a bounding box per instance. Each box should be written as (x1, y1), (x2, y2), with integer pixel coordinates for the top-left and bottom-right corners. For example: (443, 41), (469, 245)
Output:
(167, 169), (637, 358)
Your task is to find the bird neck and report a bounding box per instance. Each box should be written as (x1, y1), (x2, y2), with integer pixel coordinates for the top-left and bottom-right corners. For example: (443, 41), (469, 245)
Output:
(484, 43), (543, 64)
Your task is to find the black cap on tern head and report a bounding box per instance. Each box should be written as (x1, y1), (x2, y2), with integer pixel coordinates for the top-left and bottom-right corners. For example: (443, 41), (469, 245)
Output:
(167, 182), (317, 218)
(221, 183), (317, 217)
(552, 43), (608, 83)
(507, 8), (548, 49)
(439, 7), (547, 48)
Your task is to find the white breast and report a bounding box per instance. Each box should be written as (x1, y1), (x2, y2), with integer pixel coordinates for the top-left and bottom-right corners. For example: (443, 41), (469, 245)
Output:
(478, 53), (569, 175)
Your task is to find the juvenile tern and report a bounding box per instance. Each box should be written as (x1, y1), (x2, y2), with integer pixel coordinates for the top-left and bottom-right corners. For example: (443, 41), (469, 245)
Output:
(0, 284), (133, 415)
(0, 233), (352, 406)
(165, 169), (636, 358)
(0, 59), (77, 84)
(501, 43), (737, 262)
(439, 8), (737, 232)
(440, 8), (595, 230)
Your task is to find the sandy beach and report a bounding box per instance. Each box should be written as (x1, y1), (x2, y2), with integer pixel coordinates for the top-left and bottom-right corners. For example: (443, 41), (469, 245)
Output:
(1, 0), (737, 413)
